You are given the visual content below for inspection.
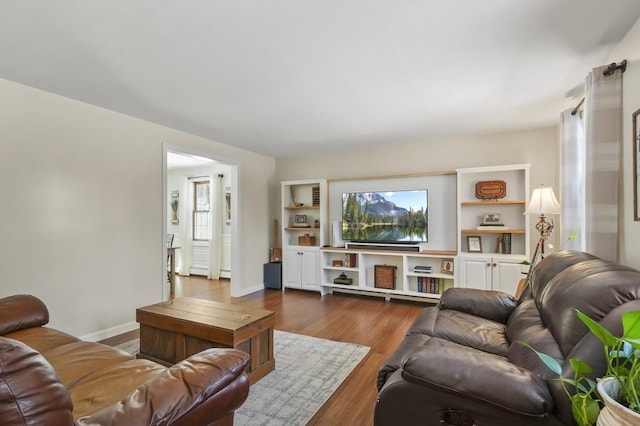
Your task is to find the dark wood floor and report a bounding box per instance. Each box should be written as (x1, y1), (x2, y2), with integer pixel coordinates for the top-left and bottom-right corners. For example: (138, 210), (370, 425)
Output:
(102, 275), (428, 426)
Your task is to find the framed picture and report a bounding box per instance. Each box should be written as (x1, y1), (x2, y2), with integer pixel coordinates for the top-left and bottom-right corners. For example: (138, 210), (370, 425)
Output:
(225, 189), (231, 224)
(634, 108), (640, 221)
(170, 191), (179, 224)
(441, 259), (454, 275)
(467, 236), (482, 253)
(295, 214), (308, 224)
(483, 213), (502, 224)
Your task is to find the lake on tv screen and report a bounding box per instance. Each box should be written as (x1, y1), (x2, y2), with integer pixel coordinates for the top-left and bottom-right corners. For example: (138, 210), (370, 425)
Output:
(342, 190), (428, 242)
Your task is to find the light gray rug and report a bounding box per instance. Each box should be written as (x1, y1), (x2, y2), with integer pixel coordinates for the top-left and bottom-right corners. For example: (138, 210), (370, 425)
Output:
(115, 330), (370, 426)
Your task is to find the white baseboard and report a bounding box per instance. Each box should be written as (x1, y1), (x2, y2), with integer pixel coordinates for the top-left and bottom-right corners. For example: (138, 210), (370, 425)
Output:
(232, 283), (264, 297)
(79, 321), (139, 342)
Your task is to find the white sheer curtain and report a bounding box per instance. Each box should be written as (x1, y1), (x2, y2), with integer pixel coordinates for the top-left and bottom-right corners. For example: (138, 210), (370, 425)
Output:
(177, 177), (193, 276)
(559, 109), (586, 250)
(207, 174), (224, 280)
(583, 64), (623, 262)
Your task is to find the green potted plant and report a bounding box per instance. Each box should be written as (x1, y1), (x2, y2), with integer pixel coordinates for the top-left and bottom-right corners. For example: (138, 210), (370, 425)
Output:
(520, 310), (640, 426)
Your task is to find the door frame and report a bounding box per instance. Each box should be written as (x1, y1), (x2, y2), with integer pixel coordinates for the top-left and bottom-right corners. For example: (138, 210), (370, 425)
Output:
(162, 143), (240, 300)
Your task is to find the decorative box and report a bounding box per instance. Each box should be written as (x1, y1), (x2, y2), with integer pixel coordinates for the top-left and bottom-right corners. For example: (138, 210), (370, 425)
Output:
(333, 273), (353, 285)
(298, 235), (316, 246)
(374, 265), (397, 289)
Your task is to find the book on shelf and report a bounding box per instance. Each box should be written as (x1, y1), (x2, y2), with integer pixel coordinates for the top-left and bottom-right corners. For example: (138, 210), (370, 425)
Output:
(417, 276), (442, 294)
(502, 233), (512, 254)
(414, 265), (432, 274)
(344, 253), (357, 267)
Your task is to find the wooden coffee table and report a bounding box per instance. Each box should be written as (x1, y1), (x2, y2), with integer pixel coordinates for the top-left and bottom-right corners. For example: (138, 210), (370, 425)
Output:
(136, 297), (275, 384)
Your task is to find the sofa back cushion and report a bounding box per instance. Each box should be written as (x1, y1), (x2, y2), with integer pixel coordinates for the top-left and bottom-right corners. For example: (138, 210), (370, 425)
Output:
(0, 337), (73, 425)
(538, 258), (640, 356)
(0, 295), (49, 335)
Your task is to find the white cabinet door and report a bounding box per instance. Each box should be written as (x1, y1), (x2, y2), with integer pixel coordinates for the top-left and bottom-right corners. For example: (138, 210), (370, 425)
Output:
(493, 258), (525, 296)
(283, 247), (319, 291)
(460, 256), (525, 295)
(300, 247), (320, 290)
(460, 257), (491, 290)
(283, 248), (302, 289)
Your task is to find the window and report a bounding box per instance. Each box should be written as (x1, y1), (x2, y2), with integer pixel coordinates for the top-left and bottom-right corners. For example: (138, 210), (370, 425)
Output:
(193, 181), (210, 240)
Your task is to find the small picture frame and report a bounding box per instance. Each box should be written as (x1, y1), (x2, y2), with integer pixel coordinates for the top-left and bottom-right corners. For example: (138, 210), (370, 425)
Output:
(295, 214), (308, 224)
(483, 213), (502, 224)
(441, 259), (454, 275)
(467, 236), (483, 253)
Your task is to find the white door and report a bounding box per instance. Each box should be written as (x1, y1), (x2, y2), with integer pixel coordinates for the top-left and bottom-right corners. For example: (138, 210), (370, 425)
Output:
(460, 257), (490, 290)
(300, 247), (319, 290)
(492, 258), (525, 296)
(283, 248), (301, 289)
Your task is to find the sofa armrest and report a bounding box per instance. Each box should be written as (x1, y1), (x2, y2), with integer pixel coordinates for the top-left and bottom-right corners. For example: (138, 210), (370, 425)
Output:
(0, 294), (49, 335)
(0, 337), (74, 425)
(439, 287), (516, 323)
(77, 348), (250, 426)
(401, 338), (553, 416)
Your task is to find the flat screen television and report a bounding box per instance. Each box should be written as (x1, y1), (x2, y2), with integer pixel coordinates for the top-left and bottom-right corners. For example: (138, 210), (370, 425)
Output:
(341, 189), (428, 243)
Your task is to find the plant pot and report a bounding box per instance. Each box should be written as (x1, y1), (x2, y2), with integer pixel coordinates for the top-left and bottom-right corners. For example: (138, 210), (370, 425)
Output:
(596, 377), (640, 425)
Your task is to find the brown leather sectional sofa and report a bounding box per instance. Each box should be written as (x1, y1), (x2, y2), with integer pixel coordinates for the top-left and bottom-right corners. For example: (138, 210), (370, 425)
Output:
(376, 251), (640, 425)
(0, 294), (250, 426)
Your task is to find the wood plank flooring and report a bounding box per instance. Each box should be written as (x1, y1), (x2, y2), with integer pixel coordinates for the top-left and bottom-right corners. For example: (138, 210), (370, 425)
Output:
(101, 275), (428, 426)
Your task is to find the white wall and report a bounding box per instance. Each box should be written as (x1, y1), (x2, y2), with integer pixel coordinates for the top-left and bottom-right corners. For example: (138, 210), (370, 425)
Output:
(605, 17), (640, 269)
(276, 126), (559, 253)
(0, 79), (276, 339)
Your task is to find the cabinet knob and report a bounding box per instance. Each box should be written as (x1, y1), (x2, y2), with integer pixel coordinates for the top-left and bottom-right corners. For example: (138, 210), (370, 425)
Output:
(486, 262), (491, 267)
(492, 263), (497, 267)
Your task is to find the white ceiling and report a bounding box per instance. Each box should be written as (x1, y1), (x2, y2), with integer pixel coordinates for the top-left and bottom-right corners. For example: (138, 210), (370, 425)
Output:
(1, 1), (638, 158)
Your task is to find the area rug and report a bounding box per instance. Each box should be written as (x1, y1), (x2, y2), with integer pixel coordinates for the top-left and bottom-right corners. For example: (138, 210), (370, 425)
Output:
(115, 330), (370, 425)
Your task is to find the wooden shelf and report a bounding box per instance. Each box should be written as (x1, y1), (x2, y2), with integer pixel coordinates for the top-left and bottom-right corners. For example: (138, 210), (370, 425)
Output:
(461, 200), (525, 206)
(285, 227), (320, 231)
(461, 228), (525, 234)
(284, 205), (320, 210)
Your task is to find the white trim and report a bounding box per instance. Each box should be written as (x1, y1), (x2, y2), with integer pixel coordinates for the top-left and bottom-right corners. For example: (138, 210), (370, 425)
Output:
(79, 321), (139, 343)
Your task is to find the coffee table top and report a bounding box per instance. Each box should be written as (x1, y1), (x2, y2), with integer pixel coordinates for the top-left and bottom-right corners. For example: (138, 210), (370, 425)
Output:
(136, 297), (275, 334)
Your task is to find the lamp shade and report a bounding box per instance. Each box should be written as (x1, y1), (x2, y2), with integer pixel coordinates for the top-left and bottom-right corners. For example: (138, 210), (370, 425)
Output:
(524, 186), (560, 216)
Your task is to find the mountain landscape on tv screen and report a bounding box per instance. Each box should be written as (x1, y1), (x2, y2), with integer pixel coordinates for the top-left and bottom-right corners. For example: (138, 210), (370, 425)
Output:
(342, 190), (428, 242)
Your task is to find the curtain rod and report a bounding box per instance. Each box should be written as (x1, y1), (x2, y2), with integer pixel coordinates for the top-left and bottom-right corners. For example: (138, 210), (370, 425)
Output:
(603, 59), (627, 77)
(571, 59), (627, 116)
(571, 98), (585, 116)
(188, 174), (224, 180)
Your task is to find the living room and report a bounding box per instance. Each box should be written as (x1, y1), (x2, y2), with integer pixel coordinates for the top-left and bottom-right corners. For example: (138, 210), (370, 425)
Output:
(1, 2), (640, 425)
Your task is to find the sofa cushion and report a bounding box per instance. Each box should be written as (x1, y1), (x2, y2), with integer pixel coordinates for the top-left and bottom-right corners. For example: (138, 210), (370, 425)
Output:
(407, 305), (509, 356)
(41, 341), (134, 388)
(439, 287), (517, 323)
(539, 259), (640, 356)
(401, 337), (554, 417)
(0, 337), (74, 425)
(506, 299), (563, 378)
(69, 358), (166, 419)
(5, 327), (80, 353)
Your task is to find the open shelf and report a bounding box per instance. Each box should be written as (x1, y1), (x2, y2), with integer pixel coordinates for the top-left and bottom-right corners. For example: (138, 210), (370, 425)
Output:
(460, 200), (525, 206)
(461, 228), (526, 234)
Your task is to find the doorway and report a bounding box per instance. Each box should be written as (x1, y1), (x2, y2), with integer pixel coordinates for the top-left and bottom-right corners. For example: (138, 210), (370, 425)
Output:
(163, 145), (239, 300)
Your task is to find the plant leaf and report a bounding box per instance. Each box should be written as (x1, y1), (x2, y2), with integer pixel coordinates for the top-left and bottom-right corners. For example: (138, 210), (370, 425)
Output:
(568, 231), (579, 241)
(570, 358), (593, 376)
(570, 394), (600, 426)
(577, 310), (617, 346)
(622, 311), (640, 340)
(517, 341), (562, 375)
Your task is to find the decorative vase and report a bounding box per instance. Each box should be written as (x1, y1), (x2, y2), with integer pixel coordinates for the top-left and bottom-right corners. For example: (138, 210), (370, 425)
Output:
(596, 377), (640, 425)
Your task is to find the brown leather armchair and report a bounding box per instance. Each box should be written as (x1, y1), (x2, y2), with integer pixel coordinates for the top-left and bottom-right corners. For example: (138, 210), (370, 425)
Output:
(375, 251), (640, 426)
(0, 294), (250, 426)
